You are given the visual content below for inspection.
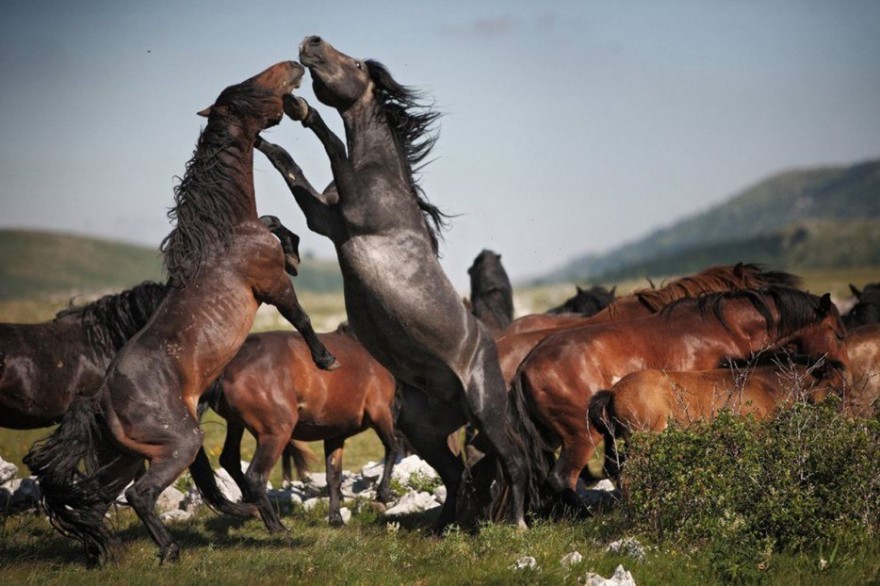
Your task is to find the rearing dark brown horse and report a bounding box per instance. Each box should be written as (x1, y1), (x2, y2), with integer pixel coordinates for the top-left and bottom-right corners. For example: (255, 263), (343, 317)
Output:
(26, 61), (337, 566)
(256, 36), (538, 529)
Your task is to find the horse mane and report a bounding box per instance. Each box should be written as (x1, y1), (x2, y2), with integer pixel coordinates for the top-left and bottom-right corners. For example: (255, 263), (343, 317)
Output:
(663, 285), (827, 338)
(160, 82), (276, 286)
(366, 60), (448, 254)
(55, 281), (168, 352)
(634, 263), (801, 312)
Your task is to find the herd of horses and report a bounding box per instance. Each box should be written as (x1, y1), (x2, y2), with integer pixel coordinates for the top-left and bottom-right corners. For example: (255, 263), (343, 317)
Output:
(1, 36), (878, 568)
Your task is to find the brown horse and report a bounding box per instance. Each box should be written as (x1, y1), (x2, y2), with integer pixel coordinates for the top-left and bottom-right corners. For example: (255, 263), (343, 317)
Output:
(0, 282), (166, 430)
(195, 325), (399, 530)
(589, 360), (837, 483)
(495, 264), (800, 385)
(502, 263), (799, 336)
(512, 286), (849, 508)
(25, 61), (338, 566)
(846, 323), (880, 418)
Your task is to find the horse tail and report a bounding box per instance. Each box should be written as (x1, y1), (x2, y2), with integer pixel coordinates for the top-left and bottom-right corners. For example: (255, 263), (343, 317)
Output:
(286, 440), (313, 479)
(188, 446), (254, 518)
(504, 372), (555, 513)
(23, 393), (117, 563)
(189, 378), (254, 518)
(588, 390), (622, 479)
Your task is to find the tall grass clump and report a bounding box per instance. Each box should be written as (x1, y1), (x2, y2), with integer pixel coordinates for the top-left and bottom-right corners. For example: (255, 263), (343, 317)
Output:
(620, 399), (880, 582)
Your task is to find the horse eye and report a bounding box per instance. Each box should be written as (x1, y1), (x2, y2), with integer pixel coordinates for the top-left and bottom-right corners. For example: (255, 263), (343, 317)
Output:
(355, 61), (362, 70)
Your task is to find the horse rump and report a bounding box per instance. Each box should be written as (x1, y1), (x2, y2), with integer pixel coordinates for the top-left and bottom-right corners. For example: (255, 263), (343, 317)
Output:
(23, 394), (119, 565)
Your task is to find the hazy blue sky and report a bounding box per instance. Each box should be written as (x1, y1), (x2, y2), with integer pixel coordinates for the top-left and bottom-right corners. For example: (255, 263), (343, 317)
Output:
(2, 0), (879, 287)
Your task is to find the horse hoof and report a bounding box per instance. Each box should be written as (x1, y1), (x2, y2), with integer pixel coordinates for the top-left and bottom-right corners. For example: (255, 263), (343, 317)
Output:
(159, 543), (180, 565)
(316, 355), (341, 371)
(328, 516), (345, 528)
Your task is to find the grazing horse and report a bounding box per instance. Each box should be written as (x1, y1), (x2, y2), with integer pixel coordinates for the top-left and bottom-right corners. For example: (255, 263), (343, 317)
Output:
(545, 285), (616, 317)
(512, 286), (849, 508)
(589, 360), (837, 484)
(195, 325), (399, 530)
(844, 283), (880, 329)
(0, 282), (166, 430)
(256, 36), (536, 529)
(502, 263), (799, 336)
(495, 264), (800, 385)
(25, 61), (338, 566)
(468, 249), (514, 335)
(845, 323), (880, 418)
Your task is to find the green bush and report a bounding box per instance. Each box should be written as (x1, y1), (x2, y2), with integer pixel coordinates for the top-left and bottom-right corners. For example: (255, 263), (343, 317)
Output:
(620, 400), (880, 581)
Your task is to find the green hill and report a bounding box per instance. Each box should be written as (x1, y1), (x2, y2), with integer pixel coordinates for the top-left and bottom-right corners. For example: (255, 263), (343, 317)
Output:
(0, 229), (343, 300)
(544, 159), (880, 282)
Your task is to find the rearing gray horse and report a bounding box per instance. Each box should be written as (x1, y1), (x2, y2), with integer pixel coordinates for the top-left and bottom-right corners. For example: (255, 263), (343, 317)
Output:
(257, 36), (539, 529)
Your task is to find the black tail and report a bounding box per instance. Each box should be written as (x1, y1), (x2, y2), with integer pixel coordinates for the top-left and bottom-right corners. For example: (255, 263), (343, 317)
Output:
(24, 394), (118, 564)
(587, 390), (622, 479)
(190, 379), (255, 518)
(502, 372), (556, 515)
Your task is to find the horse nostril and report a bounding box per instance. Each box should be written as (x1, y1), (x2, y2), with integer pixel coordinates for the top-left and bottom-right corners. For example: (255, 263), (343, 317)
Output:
(309, 36), (322, 45)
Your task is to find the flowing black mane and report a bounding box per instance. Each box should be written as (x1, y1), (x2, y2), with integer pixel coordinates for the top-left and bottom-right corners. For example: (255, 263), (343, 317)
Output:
(56, 281), (168, 353)
(160, 82), (276, 286)
(663, 286), (831, 336)
(366, 60), (448, 254)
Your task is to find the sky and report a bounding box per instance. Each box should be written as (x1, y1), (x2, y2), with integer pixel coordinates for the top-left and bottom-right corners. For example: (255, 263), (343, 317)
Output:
(1, 0), (879, 289)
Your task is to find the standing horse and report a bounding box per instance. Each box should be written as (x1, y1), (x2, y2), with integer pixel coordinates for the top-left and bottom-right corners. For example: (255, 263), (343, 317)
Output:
(196, 325), (399, 530)
(589, 359), (837, 484)
(256, 36), (535, 529)
(502, 263), (798, 336)
(512, 286), (849, 508)
(25, 61), (338, 566)
(844, 283), (880, 329)
(0, 282), (166, 430)
(468, 249), (514, 335)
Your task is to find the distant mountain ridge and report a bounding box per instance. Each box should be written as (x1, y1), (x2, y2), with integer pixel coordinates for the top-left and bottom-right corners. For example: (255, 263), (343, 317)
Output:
(0, 229), (343, 300)
(543, 159), (880, 283)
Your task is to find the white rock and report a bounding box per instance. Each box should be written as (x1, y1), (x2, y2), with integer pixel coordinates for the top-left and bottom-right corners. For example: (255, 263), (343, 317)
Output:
(433, 484), (447, 504)
(268, 488), (303, 506)
(0, 477), (40, 510)
(182, 487), (204, 512)
(155, 486), (185, 514)
(361, 460), (385, 481)
(383, 491), (440, 516)
(583, 564), (636, 586)
(592, 479), (616, 492)
(0, 457), (18, 485)
(305, 472), (328, 489)
(302, 497), (328, 511)
(160, 509), (194, 523)
(605, 538), (646, 562)
(214, 468), (243, 503)
(561, 551), (583, 567)
(391, 455), (438, 485)
(512, 556), (537, 570)
(338, 507), (352, 525)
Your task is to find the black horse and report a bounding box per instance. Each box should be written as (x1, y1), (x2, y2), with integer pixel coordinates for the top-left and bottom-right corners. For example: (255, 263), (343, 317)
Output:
(257, 36), (539, 529)
(26, 61), (337, 566)
(844, 282), (880, 329)
(468, 249), (514, 335)
(0, 282), (166, 430)
(545, 285), (616, 317)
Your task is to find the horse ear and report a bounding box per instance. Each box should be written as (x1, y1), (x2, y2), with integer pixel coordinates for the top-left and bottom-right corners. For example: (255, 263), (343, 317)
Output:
(610, 286), (617, 296)
(197, 105), (213, 117)
(733, 262), (744, 277)
(819, 293), (833, 315)
(576, 286), (584, 294)
(850, 284), (862, 298)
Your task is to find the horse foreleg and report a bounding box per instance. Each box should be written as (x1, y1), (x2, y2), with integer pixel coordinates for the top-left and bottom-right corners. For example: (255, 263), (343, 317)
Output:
(370, 409), (400, 504)
(324, 437), (345, 527)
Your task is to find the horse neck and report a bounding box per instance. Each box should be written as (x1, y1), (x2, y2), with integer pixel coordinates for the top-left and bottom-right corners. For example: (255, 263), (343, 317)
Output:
(721, 298), (780, 354)
(204, 120), (259, 221)
(341, 99), (408, 189)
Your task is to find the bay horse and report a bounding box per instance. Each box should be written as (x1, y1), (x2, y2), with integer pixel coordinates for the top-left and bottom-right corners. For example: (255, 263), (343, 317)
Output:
(0, 281), (166, 430)
(25, 61), (338, 566)
(502, 263), (799, 336)
(512, 286), (849, 508)
(496, 264), (800, 385)
(468, 249), (514, 335)
(195, 324), (399, 530)
(256, 36), (537, 529)
(589, 359), (838, 484)
(844, 283), (880, 329)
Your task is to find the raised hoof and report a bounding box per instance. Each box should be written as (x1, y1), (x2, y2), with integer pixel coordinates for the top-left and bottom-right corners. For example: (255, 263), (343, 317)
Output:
(315, 354), (341, 371)
(283, 94), (310, 122)
(159, 542), (180, 565)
